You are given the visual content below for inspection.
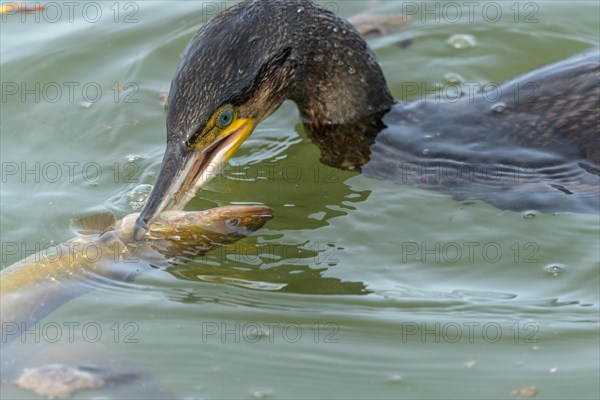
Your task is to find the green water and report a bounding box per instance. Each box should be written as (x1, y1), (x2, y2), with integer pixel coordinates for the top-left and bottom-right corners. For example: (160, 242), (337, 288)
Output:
(1, 1), (599, 399)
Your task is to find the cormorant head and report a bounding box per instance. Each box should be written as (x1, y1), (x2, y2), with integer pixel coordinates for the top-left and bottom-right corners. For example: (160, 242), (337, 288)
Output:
(134, 0), (393, 238)
(134, 1), (296, 238)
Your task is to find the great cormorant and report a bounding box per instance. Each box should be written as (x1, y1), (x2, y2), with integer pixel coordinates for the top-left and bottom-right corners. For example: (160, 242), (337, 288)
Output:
(134, 0), (599, 238)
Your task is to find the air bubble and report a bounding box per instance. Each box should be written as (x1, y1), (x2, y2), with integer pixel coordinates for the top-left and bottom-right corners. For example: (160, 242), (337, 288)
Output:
(348, 66), (356, 75)
(297, 6), (304, 13)
(443, 72), (464, 84)
(447, 34), (477, 49)
(252, 389), (272, 399)
(126, 154), (141, 163)
(246, 327), (269, 340)
(544, 264), (566, 276)
(128, 184), (153, 211)
(492, 102), (506, 113)
(523, 210), (537, 219)
(313, 54), (324, 62)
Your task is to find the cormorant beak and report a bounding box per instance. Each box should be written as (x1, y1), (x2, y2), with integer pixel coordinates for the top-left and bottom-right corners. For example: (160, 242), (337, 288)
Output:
(133, 118), (256, 240)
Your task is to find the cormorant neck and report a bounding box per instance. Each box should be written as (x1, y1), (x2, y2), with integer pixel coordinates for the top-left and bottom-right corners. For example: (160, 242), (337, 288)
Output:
(254, 0), (394, 171)
(281, 0), (394, 126)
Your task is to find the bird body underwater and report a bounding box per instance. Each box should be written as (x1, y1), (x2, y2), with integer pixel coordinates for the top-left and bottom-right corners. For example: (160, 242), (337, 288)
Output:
(135, 0), (600, 237)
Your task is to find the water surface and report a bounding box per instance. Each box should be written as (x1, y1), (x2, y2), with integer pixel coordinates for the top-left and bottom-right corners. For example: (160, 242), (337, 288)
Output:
(1, 1), (599, 399)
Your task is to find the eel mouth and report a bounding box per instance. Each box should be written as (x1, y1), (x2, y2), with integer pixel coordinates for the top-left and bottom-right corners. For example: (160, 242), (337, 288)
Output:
(130, 205), (273, 239)
(134, 119), (255, 240)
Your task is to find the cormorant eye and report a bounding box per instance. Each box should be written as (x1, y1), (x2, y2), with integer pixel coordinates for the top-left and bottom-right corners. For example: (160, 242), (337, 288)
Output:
(217, 108), (234, 128)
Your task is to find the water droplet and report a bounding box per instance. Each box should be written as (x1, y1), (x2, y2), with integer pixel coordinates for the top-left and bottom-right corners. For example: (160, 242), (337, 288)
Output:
(447, 34), (477, 50)
(296, 6), (304, 13)
(360, 77), (367, 84)
(333, 41), (340, 48)
(422, 148), (430, 155)
(423, 134), (433, 139)
(337, 60), (344, 66)
(348, 66), (356, 75)
(544, 264), (566, 276)
(389, 374), (403, 383)
(463, 361), (476, 369)
(313, 54), (324, 62)
(79, 101), (93, 108)
(333, 27), (338, 33)
(523, 210), (537, 219)
(347, 50), (354, 56)
(492, 102), (506, 113)
(549, 367), (558, 373)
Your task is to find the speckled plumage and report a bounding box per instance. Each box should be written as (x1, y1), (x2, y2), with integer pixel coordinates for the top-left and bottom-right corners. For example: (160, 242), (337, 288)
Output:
(167, 0), (393, 146)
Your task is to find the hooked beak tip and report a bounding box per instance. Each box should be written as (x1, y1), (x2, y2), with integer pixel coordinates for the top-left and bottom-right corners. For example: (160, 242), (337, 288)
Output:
(133, 220), (148, 241)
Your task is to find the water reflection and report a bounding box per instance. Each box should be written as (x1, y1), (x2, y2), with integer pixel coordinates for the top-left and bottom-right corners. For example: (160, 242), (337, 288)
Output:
(302, 51), (600, 213)
(166, 238), (369, 296)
